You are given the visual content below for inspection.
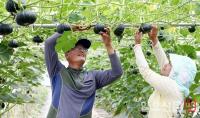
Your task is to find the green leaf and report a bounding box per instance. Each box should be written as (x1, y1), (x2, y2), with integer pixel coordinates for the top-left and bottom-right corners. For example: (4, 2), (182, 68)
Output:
(68, 11), (85, 23)
(18, 42), (27, 47)
(193, 94), (200, 103)
(171, 0), (180, 5)
(79, 1), (95, 6)
(178, 44), (197, 59)
(190, 84), (199, 92)
(0, 44), (14, 62)
(141, 86), (151, 93)
(91, 41), (102, 50)
(179, 29), (188, 37)
(194, 72), (200, 83)
(55, 31), (77, 53)
(114, 101), (125, 116)
(195, 3), (200, 15)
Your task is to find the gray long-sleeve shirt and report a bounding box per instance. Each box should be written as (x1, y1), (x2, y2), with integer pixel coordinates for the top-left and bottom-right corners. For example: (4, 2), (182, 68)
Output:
(44, 32), (123, 118)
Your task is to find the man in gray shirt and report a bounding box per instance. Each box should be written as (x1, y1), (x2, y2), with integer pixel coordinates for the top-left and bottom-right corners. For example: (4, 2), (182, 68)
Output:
(45, 24), (123, 118)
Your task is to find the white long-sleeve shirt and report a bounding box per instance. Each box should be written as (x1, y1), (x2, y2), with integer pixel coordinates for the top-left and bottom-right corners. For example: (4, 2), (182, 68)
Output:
(134, 42), (184, 118)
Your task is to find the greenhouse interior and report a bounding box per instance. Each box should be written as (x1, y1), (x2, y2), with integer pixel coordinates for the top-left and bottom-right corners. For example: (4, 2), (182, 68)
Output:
(0, 0), (200, 118)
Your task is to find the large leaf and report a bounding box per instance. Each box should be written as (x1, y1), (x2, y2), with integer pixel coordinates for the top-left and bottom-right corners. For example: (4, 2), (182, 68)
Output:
(55, 31), (77, 53)
(178, 44), (197, 59)
(0, 44), (14, 62)
(68, 11), (85, 23)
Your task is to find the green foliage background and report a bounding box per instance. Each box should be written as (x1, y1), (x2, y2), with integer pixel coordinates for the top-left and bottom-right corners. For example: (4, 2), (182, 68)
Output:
(0, 0), (200, 117)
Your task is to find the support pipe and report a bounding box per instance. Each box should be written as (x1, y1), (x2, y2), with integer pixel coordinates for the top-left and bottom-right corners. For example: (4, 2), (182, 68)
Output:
(13, 22), (200, 28)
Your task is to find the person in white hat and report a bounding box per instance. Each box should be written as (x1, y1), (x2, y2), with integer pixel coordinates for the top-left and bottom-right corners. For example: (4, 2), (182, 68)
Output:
(133, 25), (197, 118)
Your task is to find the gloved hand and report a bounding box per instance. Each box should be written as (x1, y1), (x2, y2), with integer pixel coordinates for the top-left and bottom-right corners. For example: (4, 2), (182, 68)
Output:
(56, 24), (71, 34)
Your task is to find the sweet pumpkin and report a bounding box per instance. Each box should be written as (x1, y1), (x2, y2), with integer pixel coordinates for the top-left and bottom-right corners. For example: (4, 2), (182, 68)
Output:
(114, 24), (125, 37)
(93, 24), (106, 34)
(0, 23), (13, 35)
(8, 40), (18, 48)
(5, 0), (20, 13)
(16, 11), (37, 26)
(33, 35), (43, 43)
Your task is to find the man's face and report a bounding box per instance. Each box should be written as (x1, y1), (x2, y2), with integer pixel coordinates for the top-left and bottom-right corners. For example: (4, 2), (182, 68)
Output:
(160, 63), (172, 76)
(65, 45), (88, 65)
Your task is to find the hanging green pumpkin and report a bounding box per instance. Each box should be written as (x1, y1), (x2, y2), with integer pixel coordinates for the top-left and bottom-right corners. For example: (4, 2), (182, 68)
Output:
(0, 103), (5, 109)
(114, 24), (125, 42)
(0, 23), (13, 35)
(188, 25), (196, 33)
(139, 24), (152, 34)
(33, 35), (43, 43)
(93, 24), (106, 34)
(8, 40), (18, 48)
(5, 0), (20, 13)
(16, 10), (37, 26)
(114, 24), (125, 37)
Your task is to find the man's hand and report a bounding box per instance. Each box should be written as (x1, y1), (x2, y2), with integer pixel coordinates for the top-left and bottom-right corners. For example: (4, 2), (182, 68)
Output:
(100, 28), (114, 54)
(148, 25), (158, 46)
(100, 28), (112, 47)
(134, 31), (142, 45)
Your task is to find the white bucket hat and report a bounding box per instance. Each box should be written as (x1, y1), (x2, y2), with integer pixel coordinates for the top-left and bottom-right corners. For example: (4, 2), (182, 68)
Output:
(169, 54), (197, 97)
